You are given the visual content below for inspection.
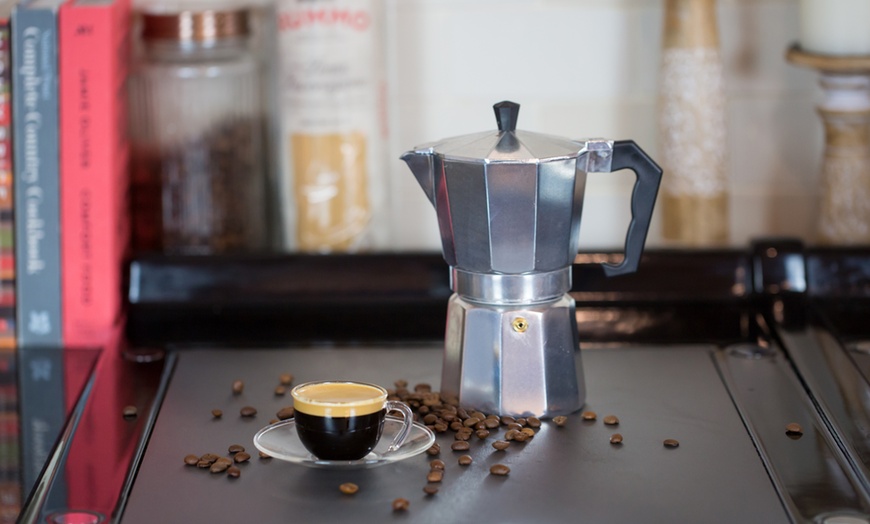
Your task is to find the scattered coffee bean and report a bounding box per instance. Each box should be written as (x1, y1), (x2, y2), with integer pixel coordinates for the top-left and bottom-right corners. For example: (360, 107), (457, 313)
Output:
(603, 415), (619, 426)
(464, 417), (482, 428)
(504, 429), (520, 441)
(501, 416), (516, 426)
(210, 462), (229, 474)
(339, 483), (359, 495)
(394, 379), (408, 388)
(610, 433), (623, 445)
(269, 419), (279, 425)
(184, 454), (199, 466)
(427, 470), (443, 483)
(200, 453), (219, 464)
(663, 439), (680, 448)
(214, 457), (233, 467)
(553, 416), (568, 427)
(492, 440), (510, 451)
(234, 452), (251, 463)
(415, 383), (432, 393)
(240, 406), (257, 417)
(490, 464), (510, 476)
(476, 429), (490, 440)
(232, 380), (244, 395)
(434, 423), (449, 433)
(450, 421), (464, 432)
(274, 385), (286, 396)
(484, 418), (500, 429)
(785, 423), (803, 436)
(211, 409), (223, 419)
(392, 498), (410, 511)
(196, 460), (211, 469)
(516, 418), (527, 427)
(454, 431), (471, 442)
(122, 406), (138, 419)
(427, 443), (441, 456)
(527, 417), (541, 428)
(458, 455), (473, 466)
(430, 459), (446, 471)
(228, 444), (245, 454)
(227, 466), (240, 478)
(279, 373), (294, 385)
(423, 485), (439, 496)
(521, 428), (535, 438)
(513, 432), (529, 443)
(451, 441), (470, 451)
(423, 414), (438, 425)
(581, 411), (597, 421)
(276, 406), (295, 420)
(506, 423), (522, 432)
(258, 451), (271, 459)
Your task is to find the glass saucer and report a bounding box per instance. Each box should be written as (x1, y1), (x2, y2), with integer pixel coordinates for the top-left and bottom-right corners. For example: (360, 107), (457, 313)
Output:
(252, 416), (435, 470)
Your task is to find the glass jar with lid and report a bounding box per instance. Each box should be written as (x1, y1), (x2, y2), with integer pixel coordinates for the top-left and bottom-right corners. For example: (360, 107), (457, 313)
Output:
(129, 2), (267, 253)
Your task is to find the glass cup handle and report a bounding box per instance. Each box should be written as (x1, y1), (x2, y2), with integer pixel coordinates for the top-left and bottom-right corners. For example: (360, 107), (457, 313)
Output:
(385, 401), (414, 452)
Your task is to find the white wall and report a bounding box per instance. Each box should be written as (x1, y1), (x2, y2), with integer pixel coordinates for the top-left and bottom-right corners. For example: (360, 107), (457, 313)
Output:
(385, 0), (820, 251)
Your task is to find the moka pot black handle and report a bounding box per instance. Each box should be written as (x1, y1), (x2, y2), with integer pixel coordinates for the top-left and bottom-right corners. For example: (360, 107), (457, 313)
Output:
(601, 140), (663, 277)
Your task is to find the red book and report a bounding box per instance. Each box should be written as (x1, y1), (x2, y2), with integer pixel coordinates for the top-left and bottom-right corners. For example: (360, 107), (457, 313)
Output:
(59, 0), (131, 349)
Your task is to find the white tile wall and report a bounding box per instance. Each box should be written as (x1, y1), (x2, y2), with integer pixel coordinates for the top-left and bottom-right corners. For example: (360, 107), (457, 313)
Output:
(385, 0), (824, 251)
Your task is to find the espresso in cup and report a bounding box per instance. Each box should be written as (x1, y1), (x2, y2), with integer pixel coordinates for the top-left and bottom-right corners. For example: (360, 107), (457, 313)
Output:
(292, 381), (413, 461)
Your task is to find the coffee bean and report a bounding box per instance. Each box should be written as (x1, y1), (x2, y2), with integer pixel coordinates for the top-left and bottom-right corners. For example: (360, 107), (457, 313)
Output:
(423, 414), (438, 425)
(200, 453), (219, 464)
(227, 466), (240, 478)
(240, 406), (257, 417)
(785, 423), (803, 435)
(232, 380), (244, 395)
(234, 452), (251, 463)
(423, 485), (439, 496)
(603, 415), (619, 426)
(274, 385), (286, 396)
(506, 423), (522, 432)
(521, 428), (536, 438)
(527, 417), (541, 428)
(504, 429), (520, 441)
(581, 411), (597, 421)
(553, 416), (568, 427)
(196, 460), (211, 469)
(450, 421), (464, 432)
(394, 379), (408, 389)
(426, 443), (441, 456)
(339, 483), (359, 495)
(279, 373), (294, 385)
(663, 439), (680, 448)
(457, 408), (469, 420)
(513, 432), (529, 443)
(392, 498), (410, 511)
(458, 455), (473, 466)
(122, 406), (138, 419)
(430, 459), (446, 471)
(501, 416), (516, 426)
(427, 470), (443, 483)
(276, 406), (295, 420)
(415, 383), (432, 393)
(434, 423), (449, 433)
(184, 454), (199, 466)
(451, 441), (470, 451)
(228, 444), (245, 454)
(476, 429), (490, 440)
(464, 417), (482, 428)
(454, 431), (471, 442)
(516, 418), (527, 427)
(258, 451), (271, 459)
(490, 464), (510, 476)
(210, 462), (229, 474)
(484, 418), (500, 429)
(492, 440), (510, 451)
(610, 433), (623, 445)
(211, 409), (223, 419)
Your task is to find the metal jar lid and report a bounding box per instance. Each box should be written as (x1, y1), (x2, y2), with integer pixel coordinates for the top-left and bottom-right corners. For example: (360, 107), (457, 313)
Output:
(141, 7), (250, 42)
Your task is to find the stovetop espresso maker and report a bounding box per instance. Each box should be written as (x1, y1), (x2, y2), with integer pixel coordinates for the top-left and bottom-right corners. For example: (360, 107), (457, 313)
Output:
(402, 101), (662, 417)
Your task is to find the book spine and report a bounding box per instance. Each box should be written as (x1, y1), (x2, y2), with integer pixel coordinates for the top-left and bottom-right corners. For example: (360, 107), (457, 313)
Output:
(12, 6), (63, 348)
(59, 0), (130, 349)
(0, 16), (12, 352)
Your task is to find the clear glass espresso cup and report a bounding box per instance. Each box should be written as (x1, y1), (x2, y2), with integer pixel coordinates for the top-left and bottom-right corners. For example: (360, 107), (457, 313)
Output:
(291, 381), (414, 461)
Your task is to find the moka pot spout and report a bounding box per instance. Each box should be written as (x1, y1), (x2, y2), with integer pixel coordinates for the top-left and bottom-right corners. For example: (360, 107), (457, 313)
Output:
(400, 150), (435, 206)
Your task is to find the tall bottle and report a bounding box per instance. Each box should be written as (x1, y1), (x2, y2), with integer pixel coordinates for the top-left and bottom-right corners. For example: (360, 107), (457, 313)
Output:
(128, 3), (268, 254)
(658, 0), (729, 246)
(275, 0), (387, 252)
